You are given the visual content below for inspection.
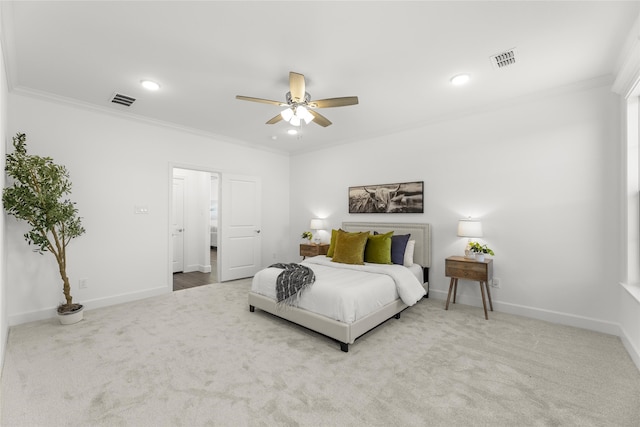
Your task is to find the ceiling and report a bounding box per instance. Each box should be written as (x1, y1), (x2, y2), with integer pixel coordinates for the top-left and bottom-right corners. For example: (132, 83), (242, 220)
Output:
(2, 1), (639, 154)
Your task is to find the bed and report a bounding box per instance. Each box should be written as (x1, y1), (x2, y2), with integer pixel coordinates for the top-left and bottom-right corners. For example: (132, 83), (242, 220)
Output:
(248, 222), (431, 352)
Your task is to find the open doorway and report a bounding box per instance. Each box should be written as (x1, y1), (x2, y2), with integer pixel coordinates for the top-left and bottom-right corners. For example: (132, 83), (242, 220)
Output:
(173, 247), (217, 291)
(171, 167), (220, 291)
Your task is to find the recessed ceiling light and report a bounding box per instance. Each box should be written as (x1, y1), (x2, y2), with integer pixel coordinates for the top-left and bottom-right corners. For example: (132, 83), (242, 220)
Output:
(450, 74), (470, 86)
(140, 80), (160, 91)
(287, 129), (298, 135)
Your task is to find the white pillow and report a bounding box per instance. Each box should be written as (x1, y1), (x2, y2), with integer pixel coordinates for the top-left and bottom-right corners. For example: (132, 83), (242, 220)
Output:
(403, 240), (415, 267)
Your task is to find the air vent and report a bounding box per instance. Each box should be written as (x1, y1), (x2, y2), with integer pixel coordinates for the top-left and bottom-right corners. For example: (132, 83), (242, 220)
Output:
(490, 48), (517, 69)
(110, 93), (136, 107)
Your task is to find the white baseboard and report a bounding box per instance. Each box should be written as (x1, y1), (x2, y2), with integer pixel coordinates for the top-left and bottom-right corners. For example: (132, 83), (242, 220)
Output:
(8, 286), (169, 326)
(184, 264), (211, 273)
(430, 288), (640, 370)
(9, 308), (57, 326)
(429, 289), (620, 335)
(620, 326), (640, 372)
(618, 283), (640, 372)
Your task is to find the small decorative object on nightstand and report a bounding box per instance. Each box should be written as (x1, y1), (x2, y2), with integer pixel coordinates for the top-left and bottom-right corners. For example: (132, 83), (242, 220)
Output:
(300, 243), (329, 259)
(301, 231), (313, 243)
(468, 241), (494, 262)
(445, 255), (494, 320)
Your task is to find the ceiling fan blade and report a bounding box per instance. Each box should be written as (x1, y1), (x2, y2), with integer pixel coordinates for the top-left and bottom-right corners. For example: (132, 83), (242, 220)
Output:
(236, 95), (286, 107)
(309, 96), (359, 108)
(266, 114), (283, 125)
(309, 109), (332, 127)
(289, 72), (306, 103)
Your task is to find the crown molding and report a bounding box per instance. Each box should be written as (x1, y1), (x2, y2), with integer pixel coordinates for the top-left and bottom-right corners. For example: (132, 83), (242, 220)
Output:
(0, 2), (18, 91)
(613, 13), (640, 98)
(10, 85), (290, 157)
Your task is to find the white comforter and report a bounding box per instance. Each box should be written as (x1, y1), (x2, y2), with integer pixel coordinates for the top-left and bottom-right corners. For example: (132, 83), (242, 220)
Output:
(251, 256), (426, 323)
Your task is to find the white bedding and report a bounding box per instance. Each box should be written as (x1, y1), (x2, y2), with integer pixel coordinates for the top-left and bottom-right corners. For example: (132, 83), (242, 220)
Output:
(250, 256), (425, 324)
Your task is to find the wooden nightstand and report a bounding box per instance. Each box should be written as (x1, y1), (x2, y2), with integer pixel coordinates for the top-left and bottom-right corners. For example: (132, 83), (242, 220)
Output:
(445, 256), (494, 320)
(300, 243), (329, 259)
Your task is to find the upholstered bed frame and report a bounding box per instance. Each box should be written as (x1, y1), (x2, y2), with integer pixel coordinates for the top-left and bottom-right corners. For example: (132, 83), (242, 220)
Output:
(248, 222), (432, 352)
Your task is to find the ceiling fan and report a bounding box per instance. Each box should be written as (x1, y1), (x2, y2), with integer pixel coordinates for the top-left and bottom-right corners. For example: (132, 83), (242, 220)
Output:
(236, 71), (359, 127)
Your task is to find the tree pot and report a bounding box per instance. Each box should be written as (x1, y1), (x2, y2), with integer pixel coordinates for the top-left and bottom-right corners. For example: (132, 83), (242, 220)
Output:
(475, 253), (485, 262)
(58, 305), (84, 325)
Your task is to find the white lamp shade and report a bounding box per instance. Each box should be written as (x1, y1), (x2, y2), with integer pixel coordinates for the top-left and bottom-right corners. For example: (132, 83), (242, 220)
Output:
(309, 219), (324, 230)
(281, 108), (294, 121)
(457, 218), (483, 237)
(296, 106), (314, 124)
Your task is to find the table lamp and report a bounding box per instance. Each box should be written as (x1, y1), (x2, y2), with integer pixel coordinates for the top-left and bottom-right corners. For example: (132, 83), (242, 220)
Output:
(457, 218), (483, 258)
(310, 218), (324, 244)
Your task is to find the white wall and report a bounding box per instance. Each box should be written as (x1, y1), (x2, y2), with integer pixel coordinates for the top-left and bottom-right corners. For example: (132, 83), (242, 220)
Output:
(0, 4), (8, 369)
(290, 83), (621, 334)
(6, 93), (290, 324)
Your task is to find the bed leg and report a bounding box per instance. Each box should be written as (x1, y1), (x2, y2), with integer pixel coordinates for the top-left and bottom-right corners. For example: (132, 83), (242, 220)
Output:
(249, 305), (255, 312)
(340, 342), (349, 352)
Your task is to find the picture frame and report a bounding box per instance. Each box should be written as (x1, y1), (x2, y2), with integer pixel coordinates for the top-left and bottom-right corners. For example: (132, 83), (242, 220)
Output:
(348, 181), (424, 213)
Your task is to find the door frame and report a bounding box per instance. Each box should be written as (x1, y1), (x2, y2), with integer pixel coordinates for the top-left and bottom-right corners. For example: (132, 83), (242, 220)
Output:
(168, 162), (221, 291)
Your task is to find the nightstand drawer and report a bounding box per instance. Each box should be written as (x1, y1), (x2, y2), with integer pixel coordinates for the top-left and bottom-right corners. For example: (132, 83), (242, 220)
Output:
(445, 257), (493, 281)
(300, 243), (329, 258)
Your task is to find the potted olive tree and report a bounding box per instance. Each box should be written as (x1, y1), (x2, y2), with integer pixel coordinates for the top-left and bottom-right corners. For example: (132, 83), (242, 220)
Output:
(2, 133), (86, 324)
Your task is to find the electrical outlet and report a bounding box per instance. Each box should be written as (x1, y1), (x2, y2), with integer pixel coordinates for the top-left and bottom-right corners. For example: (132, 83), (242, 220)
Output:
(491, 277), (501, 288)
(79, 278), (88, 289)
(134, 205), (149, 214)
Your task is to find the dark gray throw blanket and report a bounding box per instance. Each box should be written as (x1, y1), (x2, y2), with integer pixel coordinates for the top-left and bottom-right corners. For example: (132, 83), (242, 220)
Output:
(269, 263), (315, 308)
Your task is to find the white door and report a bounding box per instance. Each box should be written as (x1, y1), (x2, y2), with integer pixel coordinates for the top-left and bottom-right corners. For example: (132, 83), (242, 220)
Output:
(220, 174), (262, 281)
(172, 176), (185, 273)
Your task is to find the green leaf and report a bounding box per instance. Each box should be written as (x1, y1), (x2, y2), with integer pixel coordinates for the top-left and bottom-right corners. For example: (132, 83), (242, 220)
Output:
(2, 133), (85, 304)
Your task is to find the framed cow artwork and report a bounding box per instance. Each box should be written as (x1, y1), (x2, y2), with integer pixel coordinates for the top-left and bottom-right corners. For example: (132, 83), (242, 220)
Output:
(348, 181), (424, 213)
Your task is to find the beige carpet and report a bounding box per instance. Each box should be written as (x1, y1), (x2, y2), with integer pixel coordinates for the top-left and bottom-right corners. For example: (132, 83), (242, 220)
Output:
(2, 279), (639, 426)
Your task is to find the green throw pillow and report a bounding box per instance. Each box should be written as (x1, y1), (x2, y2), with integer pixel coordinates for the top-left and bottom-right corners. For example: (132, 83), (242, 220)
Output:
(327, 229), (342, 257)
(364, 231), (393, 264)
(332, 231), (369, 265)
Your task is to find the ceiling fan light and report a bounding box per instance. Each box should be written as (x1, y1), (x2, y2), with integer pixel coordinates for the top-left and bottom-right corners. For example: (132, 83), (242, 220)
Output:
(296, 106), (314, 124)
(281, 108), (294, 121)
(290, 115), (301, 126)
